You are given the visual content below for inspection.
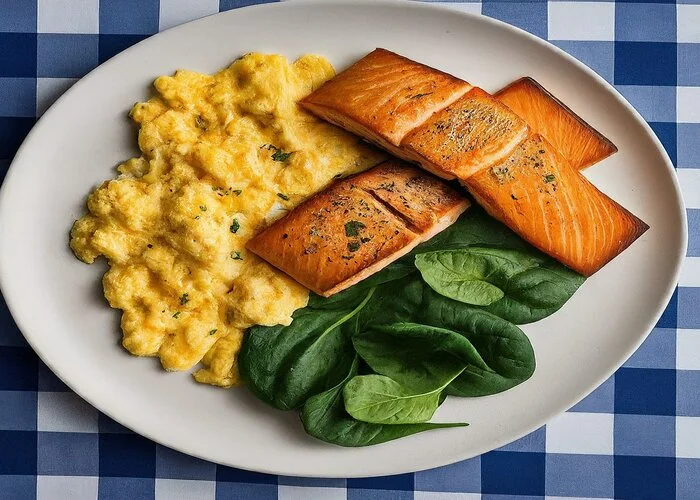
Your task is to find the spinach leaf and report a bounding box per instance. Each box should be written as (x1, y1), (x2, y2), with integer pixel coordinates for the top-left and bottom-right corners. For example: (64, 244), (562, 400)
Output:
(483, 260), (585, 324)
(301, 358), (467, 447)
(416, 247), (584, 322)
(343, 363), (464, 424)
(420, 289), (536, 396)
(239, 288), (375, 410)
(353, 323), (490, 387)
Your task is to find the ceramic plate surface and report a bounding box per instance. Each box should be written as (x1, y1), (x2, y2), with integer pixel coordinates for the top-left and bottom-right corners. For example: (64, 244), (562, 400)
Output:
(0, 0), (687, 477)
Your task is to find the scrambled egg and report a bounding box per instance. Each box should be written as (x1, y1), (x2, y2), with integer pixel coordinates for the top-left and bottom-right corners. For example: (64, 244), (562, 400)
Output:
(70, 53), (384, 387)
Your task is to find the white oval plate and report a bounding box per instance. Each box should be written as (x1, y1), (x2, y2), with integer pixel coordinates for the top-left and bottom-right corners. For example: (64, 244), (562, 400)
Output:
(0, 0), (686, 477)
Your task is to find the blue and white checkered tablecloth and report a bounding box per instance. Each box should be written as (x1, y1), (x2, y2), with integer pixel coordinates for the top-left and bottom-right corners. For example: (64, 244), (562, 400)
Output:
(0, 0), (698, 498)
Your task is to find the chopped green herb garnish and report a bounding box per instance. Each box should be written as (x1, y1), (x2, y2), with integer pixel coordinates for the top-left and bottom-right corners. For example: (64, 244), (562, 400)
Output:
(344, 220), (366, 237)
(172, 311), (181, 319)
(199, 205), (207, 212)
(194, 215), (201, 220)
(264, 144), (293, 162)
(378, 182), (395, 191)
(360, 237), (372, 243)
(230, 218), (240, 233)
(232, 189), (242, 196)
(544, 174), (556, 183)
(230, 251), (243, 260)
(209, 329), (218, 336)
(348, 241), (361, 252)
(179, 293), (189, 305)
(195, 115), (207, 130)
(277, 193), (289, 201)
(411, 92), (433, 99)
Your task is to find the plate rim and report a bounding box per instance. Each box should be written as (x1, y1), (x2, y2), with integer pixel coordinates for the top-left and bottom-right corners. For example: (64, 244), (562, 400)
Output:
(0, 0), (688, 477)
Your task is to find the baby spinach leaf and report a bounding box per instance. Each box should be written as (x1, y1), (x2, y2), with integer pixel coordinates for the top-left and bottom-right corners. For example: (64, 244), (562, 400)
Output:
(483, 260), (585, 324)
(343, 363), (464, 424)
(239, 288), (375, 410)
(301, 358), (467, 447)
(416, 247), (583, 322)
(420, 289), (535, 396)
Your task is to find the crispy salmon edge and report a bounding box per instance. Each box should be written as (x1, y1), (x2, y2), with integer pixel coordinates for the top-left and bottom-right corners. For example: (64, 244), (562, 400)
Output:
(495, 77), (618, 170)
(299, 48), (472, 148)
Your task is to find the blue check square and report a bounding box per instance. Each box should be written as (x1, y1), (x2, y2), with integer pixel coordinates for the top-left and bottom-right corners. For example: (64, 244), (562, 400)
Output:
(649, 121), (677, 167)
(99, 433), (156, 478)
(98, 412), (132, 433)
(615, 42), (677, 86)
(220, 0), (279, 11)
(216, 482), (277, 500)
(0, 0), (37, 33)
(98, 34), (149, 65)
(0, 293), (26, 347)
(38, 361), (70, 392)
(0, 391), (36, 431)
(217, 465), (278, 485)
(0, 431), (36, 475)
(570, 374), (615, 413)
(615, 455), (676, 499)
(545, 454), (614, 498)
(0, 475), (36, 500)
(349, 473), (414, 491)
(615, 368), (676, 416)
(615, 2), (677, 42)
(0, 346), (38, 391)
(348, 490), (412, 500)
(614, 414), (676, 457)
(552, 41), (615, 84)
(678, 286), (700, 329)
(98, 477), (156, 500)
(99, 0), (159, 35)
(155, 444), (216, 481)
(678, 124), (700, 169)
(677, 370), (700, 417)
(37, 34), (98, 78)
(38, 432), (99, 476)
(688, 211), (700, 257)
(0, 33), (37, 78)
(623, 327), (676, 369)
(678, 44), (700, 86)
(415, 455), (481, 493)
(677, 458), (700, 500)
(481, 451), (545, 496)
(481, 1), (548, 40)
(0, 78), (35, 117)
(656, 288), (678, 329)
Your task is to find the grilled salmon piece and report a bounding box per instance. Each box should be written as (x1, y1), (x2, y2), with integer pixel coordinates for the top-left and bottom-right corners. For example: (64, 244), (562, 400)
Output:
(247, 160), (469, 296)
(495, 77), (617, 170)
(463, 134), (647, 276)
(300, 48), (471, 156)
(401, 87), (530, 180)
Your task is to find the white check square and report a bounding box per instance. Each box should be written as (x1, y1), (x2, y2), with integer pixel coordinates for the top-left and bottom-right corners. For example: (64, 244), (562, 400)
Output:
(37, 392), (98, 433)
(677, 330), (700, 370)
(546, 412), (613, 455)
(37, 0), (99, 34)
(37, 476), (98, 500)
(678, 87), (700, 124)
(36, 78), (78, 116)
(548, 2), (615, 41)
(677, 416), (700, 458)
(678, 5), (700, 43)
(279, 485), (347, 500)
(155, 479), (216, 500)
(159, 0), (220, 31)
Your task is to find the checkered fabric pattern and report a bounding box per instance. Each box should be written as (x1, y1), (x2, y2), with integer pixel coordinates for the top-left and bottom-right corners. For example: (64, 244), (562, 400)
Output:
(0, 0), (697, 498)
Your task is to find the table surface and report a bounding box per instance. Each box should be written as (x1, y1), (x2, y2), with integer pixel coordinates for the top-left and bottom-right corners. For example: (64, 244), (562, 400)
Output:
(0, 0), (698, 499)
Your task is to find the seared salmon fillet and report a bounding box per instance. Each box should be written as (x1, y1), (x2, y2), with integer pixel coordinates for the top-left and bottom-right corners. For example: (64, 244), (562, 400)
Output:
(401, 87), (530, 179)
(300, 48), (471, 155)
(463, 134), (647, 276)
(495, 77), (617, 170)
(247, 160), (469, 296)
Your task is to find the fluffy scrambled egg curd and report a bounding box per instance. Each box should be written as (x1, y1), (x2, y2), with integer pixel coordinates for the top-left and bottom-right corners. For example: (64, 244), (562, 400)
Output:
(70, 53), (384, 387)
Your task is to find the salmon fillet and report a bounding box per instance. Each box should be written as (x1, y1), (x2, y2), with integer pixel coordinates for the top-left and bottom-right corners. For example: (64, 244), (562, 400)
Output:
(401, 87), (530, 179)
(299, 48), (471, 156)
(463, 134), (647, 276)
(495, 77), (617, 170)
(246, 160), (470, 296)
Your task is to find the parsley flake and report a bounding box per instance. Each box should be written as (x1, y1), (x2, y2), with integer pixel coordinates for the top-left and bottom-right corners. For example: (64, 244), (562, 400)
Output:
(230, 218), (240, 234)
(230, 251), (243, 260)
(179, 293), (189, 305)
(344, 220), (366, 237)
(199, 205), (207, 212)
(277, 193), (289, 201)
(544, 174), (556, 184)
(347, 241), (361, 252)
(172, 311), (181, 319)
(209, 329), (218, 336)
